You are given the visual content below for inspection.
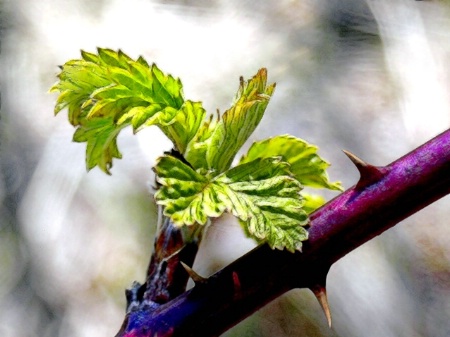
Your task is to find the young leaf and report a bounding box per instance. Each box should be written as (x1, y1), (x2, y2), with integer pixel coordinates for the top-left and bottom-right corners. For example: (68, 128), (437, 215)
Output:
(301, 193), (326, 214)
(154, 155), (308, 252)
(201, 69), (276, 174)
(73, 117), (127, 174)
(161, 101), (207, 154)
(218, 157), (308, 252)
(51, 60), (110, 125)
(154, 155), (225, 225)
(240, 135), (343, 191)
(184, 115), (218, 173)
(50, 48), (206, 172)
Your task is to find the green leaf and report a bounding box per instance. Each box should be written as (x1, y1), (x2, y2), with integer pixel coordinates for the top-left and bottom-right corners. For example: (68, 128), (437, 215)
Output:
(153, 155), (221, 225)
(73, 117), (128, 174)
(218, 157), (308, 252)
(184, 115), (218, 172)
(154, 155), (308, 252)
(161, 101), (207, 154)
(50, 60), (110, 125)
(201, 69), (276, 174)
(240, 135), (343, 191)
(301, 192), (326, 214)
(50, 48), (206, 172)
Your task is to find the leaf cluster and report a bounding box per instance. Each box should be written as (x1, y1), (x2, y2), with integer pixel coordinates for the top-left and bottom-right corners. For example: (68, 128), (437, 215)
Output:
(51, 49), (342, 251)
(50, 48), (203, 173)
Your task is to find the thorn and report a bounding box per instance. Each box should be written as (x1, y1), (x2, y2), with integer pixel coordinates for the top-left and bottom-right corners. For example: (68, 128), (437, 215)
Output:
(180, 261), (207, 284)
(232, 271), (241, 298)
(342, 150), (386, 188)
(342, 150), (367, 169)
(310, 284), (332, 328)
(232, 271), (241, 290)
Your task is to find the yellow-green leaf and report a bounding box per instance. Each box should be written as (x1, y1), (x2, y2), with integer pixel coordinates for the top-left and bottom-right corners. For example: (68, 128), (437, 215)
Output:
(72, 117), (127, 174)
(50, 49), (206, 172)
(154, 155), (308, 252)
(204, 69), (276, 173)
(240, 135), (343, 191)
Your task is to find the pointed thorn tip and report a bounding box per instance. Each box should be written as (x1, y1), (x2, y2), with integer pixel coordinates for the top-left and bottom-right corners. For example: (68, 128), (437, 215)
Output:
(342, 150), (367, 168)
(343, 150), (385, 187)
(311, 285), (332, 328)
(180, 261), (207, 284)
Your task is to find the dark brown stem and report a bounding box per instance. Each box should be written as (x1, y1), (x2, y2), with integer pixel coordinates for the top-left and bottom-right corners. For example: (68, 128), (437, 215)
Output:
(137, 148), (204, 305)
(124, 209), (199, 314)
(116, 129), (450, 337)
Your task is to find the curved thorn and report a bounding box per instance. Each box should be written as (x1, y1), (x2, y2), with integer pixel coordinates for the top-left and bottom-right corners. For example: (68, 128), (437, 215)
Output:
(342, 150), (368, 168)
(343, 150), (386, 188)
(310, 285), (332, 328)
(232, 271), (242, 300)
(180, 261), (207, 284)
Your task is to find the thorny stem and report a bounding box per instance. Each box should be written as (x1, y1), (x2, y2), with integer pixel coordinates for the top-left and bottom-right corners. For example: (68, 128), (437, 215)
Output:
(116, 129), (450, 337)
(125, 211), (200, 313)
(143, 211), (198, 304)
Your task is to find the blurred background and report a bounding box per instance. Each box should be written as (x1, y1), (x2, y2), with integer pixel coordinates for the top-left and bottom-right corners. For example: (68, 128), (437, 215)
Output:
(1, 0), (450, 336)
